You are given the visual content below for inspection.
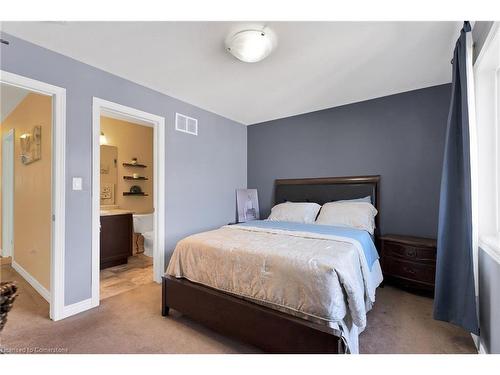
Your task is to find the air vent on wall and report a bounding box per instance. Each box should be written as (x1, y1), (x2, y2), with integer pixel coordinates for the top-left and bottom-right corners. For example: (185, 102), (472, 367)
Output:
(175, 113), (198, 136)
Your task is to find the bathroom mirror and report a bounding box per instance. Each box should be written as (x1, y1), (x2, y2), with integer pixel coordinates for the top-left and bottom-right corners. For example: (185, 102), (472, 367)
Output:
(100, 145), (118, 205)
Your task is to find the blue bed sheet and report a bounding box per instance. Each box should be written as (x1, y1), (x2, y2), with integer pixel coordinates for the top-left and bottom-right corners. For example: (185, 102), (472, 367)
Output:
(235, 220), (379, 269)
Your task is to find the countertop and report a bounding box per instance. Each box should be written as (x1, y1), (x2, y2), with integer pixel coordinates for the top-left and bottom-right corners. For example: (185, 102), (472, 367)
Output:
(100, 209), (134, 217)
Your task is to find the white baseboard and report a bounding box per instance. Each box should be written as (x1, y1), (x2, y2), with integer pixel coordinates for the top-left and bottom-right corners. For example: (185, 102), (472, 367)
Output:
(11, 260), (50, 302)
(11, 260), (96, 320)
(59, 297), (97, 320)
(0, 247), (11, 257)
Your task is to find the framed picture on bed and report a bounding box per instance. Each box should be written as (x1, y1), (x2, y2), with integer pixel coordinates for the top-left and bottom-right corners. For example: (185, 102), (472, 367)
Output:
(236, 188), (260, 223)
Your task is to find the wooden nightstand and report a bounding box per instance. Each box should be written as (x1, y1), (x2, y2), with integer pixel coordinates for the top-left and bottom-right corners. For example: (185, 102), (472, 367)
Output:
(379, 234), (437, 294)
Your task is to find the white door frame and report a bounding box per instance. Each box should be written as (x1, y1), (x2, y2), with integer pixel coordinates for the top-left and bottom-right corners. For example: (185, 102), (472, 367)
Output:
(1, 129), (14, 257)
(91, 97), (165, 307)
(0, 70), (66, 321)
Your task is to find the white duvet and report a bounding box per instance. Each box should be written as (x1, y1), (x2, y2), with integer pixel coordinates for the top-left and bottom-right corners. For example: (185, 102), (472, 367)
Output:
(166, 224), (383, 353)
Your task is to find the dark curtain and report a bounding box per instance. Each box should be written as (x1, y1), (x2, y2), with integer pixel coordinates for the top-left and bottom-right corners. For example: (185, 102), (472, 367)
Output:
(433, 21), (479, 334)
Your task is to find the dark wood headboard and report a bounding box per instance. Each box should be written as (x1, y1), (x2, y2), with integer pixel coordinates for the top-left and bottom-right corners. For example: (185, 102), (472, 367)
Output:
(274, 175), (381, 236)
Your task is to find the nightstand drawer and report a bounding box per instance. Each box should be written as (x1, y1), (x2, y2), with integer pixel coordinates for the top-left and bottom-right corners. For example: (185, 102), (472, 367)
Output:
(384, 256), (435, 284)
(383, 241), (436, 263)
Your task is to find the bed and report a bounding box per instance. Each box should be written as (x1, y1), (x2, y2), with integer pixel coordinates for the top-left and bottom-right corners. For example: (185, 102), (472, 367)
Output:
(162, 175), (382, 353)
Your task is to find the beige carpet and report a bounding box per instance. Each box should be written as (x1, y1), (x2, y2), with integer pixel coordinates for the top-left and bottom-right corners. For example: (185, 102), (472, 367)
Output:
(0, 265), (476, 354)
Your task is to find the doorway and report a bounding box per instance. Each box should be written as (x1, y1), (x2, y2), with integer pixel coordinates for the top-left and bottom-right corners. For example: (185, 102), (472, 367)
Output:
(91, 98), (165, 306)
(0, 70), (66, 321)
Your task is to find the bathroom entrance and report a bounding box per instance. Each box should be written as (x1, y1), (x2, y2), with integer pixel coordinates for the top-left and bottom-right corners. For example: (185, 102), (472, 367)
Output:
(92, 98), (165, 304)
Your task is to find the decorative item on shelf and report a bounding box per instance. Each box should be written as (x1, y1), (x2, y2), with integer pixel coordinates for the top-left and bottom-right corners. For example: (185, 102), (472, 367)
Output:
(20, 126), (42, 165)
(133, 173), (139, 179)
(122, 160), (147, 168)
(130, 185), (142, 194)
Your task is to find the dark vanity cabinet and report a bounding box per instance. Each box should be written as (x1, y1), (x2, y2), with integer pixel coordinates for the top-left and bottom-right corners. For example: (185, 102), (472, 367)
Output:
(100, 213), (133, 269)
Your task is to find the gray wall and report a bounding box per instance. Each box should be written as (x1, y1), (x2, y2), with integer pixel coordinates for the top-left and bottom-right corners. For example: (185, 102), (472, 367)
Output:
(479, 248), (500, 353)
(0, 32), (247, 305)
(248, 84), (451, 238)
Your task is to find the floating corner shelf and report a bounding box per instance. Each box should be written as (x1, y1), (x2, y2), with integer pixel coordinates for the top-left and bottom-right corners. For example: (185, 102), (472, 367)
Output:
(123, 176), (148, 180)
(123, 192), (149, 196)
(122, 162), (147, 168)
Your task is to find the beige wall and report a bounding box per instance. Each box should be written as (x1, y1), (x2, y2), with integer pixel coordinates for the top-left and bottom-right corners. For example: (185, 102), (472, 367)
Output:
(100, 116), (154, 214)
(100, 145), (118, 206)
(0, 93), (52, 290)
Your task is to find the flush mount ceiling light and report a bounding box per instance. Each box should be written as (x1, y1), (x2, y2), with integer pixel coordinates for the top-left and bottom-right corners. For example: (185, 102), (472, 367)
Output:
(225, 28), (277, 63)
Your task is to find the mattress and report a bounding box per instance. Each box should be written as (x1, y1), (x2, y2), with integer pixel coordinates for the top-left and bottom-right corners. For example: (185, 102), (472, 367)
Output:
(166, 221), (383, 353)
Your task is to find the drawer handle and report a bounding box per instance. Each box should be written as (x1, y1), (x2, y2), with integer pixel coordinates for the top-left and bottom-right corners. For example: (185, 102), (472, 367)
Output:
(406, 249), (417, 257)
(403, 266), (416, 275)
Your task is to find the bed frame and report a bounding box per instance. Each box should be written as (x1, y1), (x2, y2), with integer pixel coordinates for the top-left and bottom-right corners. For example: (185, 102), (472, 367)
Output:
(162, 175), (380, 353)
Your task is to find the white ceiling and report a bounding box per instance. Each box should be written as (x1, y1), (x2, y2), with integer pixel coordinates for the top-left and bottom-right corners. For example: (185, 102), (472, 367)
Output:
(1, 22), (461, 125)
(0, 83), (30, 122)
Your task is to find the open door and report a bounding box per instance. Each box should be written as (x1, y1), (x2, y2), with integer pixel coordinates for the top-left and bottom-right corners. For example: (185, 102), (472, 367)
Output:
(1, 129), (14, 257)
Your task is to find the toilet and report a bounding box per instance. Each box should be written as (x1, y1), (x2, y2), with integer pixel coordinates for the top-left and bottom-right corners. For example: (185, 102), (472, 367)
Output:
(133, 213), (154, 257)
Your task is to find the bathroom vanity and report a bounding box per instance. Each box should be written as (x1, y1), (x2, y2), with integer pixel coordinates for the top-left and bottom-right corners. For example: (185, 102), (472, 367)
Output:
(99, 142), (150, 269)
(100, 210), (133, 269)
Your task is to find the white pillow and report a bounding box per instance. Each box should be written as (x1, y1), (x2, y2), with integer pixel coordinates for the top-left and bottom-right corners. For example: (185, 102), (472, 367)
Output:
(336, 195), (371, 203)
(315, 201), (378, 234)
(267, 202), (321, 224)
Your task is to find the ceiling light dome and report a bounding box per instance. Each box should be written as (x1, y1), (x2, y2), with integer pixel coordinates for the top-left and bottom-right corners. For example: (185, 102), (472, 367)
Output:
(225, 28), (277, 63)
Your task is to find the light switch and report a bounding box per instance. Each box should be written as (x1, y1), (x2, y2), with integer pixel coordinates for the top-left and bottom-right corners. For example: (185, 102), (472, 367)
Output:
(72, 177), (83, 191)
